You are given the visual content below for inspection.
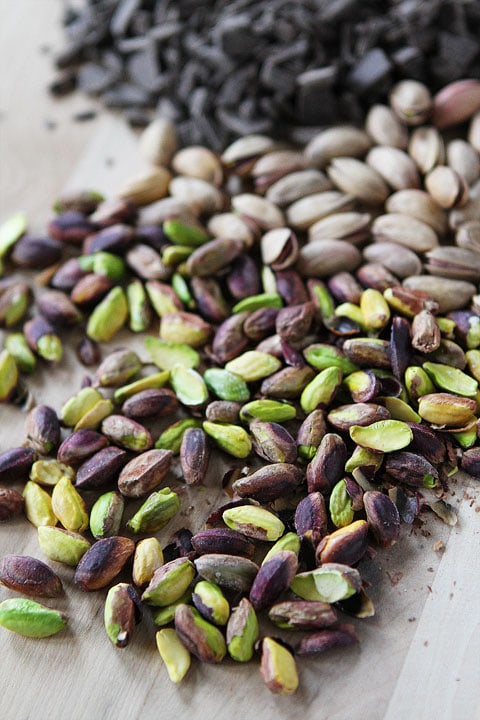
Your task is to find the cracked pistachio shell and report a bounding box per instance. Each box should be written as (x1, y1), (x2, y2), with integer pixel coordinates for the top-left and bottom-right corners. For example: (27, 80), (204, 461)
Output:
(423, 362), (478, 398)
(156, 628), (191, 684)
(300, 366), (343, 413)
(291, 563), (361, 603)
(23, 481), (57, 528)
(203, 421), (252, 458)
(127, 488), (180, 534)
(86, 286), (128, 342)
(225, 351), (281, 382)
(144, 337), (200, 370)
(329, 479), (354, 528)
(203, 368), (250, 402)
(223, 505), (285, 541)
(260, 637), (299, 696)
(51, 476), (89, 533)
(349, 420), (413, 452)
(0, 598), (66, 638)
(170, 366), (208, 407)
(38, 526), (91, 566)
(142, 558), (195, 607)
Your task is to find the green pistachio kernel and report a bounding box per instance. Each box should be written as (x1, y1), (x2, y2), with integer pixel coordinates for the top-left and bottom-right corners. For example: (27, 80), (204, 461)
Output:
(349, 420), (413, 453)
(0, 598), (66, 638)
(329, 480), (354, 528)
(203, 421), (252, 458)
(203, 368), (250, 402)
(145, 337), (200, 370)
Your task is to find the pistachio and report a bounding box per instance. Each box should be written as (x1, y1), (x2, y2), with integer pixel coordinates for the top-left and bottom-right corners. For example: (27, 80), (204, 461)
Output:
(0, 487), (24, 521)
(365, 104), (409, 148)
(203, 368), (249, 402)
(423, 362), (478, 397)
(38, 525), (91, 566)
(425, 166), (469, 210)
(296, 623), (359, 655)
(286, 191), (355, 231)
(306, 433), (347, 493)
(51, 475), (89, 533)
(60, 387), (103, 427)
(132, 537), (164, 587)
(145, 337), (199, 371)
(316, 519), (369, 566)
(226, 597), (259, 663)
(0, 349), (18, 402)
(432, 79), (480, 128)
(366, 146), (420, 190)
(298, 239), (361, 278)
(113, 370), (170, 404)
(174, 604), (226, 664)
(104, 582), (140, 648)
(89, 492), (124, 541)
(363, 491), (400, 548)
(262, 533), (301, 565)
(139, 118), (177, 167)
(156, 628), (191, 684)
(266, 169), (332, 207)
(142, 558), (195, 607)
(0, 212), (28, 260)
(0, 554), (63, 598)
(327, 157), (390, 204)
(384, 451), (439, 488)
(119, 166), (172, 206)
(194, 554), (259, 595)
(23, 481), (57, 528)
(117, 449), (172, 498)
(385, 189), (447, 236)
(232, 463), (303, 504)
(86, 286), (128, 342)
(160, 312), (212, 348)
(74, 536), (135, 591)
(101, 414), (153, 452)
(155, 418), (202, 454)
(372, 213), (439, 253)
(329, 479), (355, 528)
(350, 419), (413, 452)
(250, 421), (297, 464)
(390, 80), (433, 125)
(0, 598), (66, 638)
(260, 637), (299, 696)
(95, 349), (142, 388)
(180, 427), (210, 486)
(30, 459), (75, 488)
(417, 393), (477, 428)
(127, 488), (180, 534)
(24, 405), (60, 456)
(327, 403), (390, 432)
(223, 505), (285, 542)
(192, 580), (230, 626)
(191, 529), (255, 559)
(305, 126), (372, 168)
(294, 492), (328, 545)
(269, 600), (337, 631)
(76, 446), (129, 490)
(57, 429), (108, 466)
(291, 563), (362, 603)
(300, 366), (343, 414)
(4, 332), (36, 374)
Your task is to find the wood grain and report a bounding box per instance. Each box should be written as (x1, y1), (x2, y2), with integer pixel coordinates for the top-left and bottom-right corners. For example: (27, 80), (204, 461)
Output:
(1, 3), (479, 719)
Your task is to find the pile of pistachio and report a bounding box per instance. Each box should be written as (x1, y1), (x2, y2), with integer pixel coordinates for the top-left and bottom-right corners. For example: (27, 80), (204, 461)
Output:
(1, 78), (480, 694)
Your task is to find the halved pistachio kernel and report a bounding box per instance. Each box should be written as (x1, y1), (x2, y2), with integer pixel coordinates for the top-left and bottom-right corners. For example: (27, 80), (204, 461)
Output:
(345, 445), (383, 475)
(192, 580), (230, 626)
(360, 288), (391, 329)
(133, 537), (164, 587)
(51, 475), (89, 533)
(60, 387), (103, 427)
(379, 396), (421, 423)
(329, 479), (354, 528)
(232, 293), (283, 314)
(300, 366), (343, 414)
(0, 598), (66, 638)
(203, 421), (252, 458)
(145, 337), (200, 370)
(113, 371), (170, 404)
(404, 366), (436, 404)
(350, 420), (413, 452)
(142, 558), (195, 607)
(38, 526), (90, 566)
(23, 481), (57, 528)
(423, 362), (478, 397)
(223, 505), (285, 541)
(260, 637), (299, 696)
(226, 597), (259, 663)
(203, 368), (250, 402)
(127, 488), (181, 534)
(291, 563), (362, 603)
(262, 532), (301, 565)
(155, 418), (202, 454)
(417, 393), (477, 428)
(86, 286), (128, 342)
(239, 399), (296, 423)
(74, 398), (113, 432)
(156, 628), (191, 684)
(30, 459), (75, 487)
(0, 350), (19, 402)
(225, 351), (282, 383)
(170, 366), (208, 407)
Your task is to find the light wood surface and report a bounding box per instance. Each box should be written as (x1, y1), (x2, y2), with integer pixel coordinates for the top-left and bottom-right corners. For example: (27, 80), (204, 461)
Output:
(1, 3), (479, 720)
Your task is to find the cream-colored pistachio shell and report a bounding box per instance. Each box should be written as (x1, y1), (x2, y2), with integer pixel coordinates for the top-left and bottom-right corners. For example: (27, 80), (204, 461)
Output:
(172, 146), (223, 186)
(425, 166), (469, 210)
(231, 193), (284, 230)
(366, 146), (420, 190)
(469, 112), (480, 153)
(266, 169), (333, 206)
(389, 80), (433, 125)
(327, 157), (389, 205)
(385, 189), (447, 236)
(118, 167), (172, 206)
(207, 213), (255, 247)
(447, 140), (480, 186)
(365, 104), (409, 149)
(286, 191), (354, 231)
(408, 126), (445, 174)
(221, 134), (276, 168)
(372, 213), (439, 252)
(139, 118), (177, 167)
(305, 126), (372, 168)
(308, 211), (371, 245)
(169, 176), (224, 215)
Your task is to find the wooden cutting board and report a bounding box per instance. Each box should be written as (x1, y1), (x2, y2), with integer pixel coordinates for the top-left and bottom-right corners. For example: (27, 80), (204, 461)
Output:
(1, 3), (479, 719)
